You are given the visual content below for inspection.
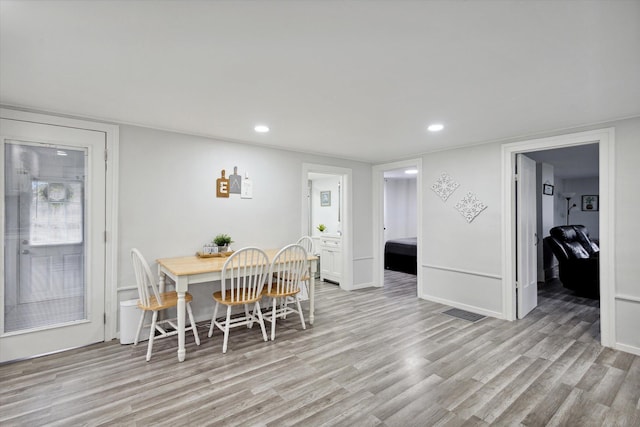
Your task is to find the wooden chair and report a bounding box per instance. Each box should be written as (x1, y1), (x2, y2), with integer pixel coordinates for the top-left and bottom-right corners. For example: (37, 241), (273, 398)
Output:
(263, 244), (308, 341)
(295, 236), (314, 300)
(208, 247), (269, 353)
(131, 248), (200, 361)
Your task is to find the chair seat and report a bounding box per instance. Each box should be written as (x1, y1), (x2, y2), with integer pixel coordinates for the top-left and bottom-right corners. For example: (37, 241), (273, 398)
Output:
(264, 287), (300, 298)
(213, 290), (261, 306)
(137, 291), (193, 311)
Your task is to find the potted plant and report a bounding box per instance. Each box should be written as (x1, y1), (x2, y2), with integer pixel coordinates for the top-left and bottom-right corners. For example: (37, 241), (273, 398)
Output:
(213, 233), (233, 252)
(584, 195), (595, 210)
(316, 224), (326, 233)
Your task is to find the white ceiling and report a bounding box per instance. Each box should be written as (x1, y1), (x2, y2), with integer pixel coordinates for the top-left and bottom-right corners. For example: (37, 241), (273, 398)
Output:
(525, 144), (599, 179)
(1, 1), (639, 163)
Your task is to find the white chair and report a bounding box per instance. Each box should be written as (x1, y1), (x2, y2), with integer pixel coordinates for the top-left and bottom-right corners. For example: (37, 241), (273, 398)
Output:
(296, 235), (314, 255)
(263, 244), (308, 341)
(131, 248), (200, 361)
(295, 236), (314, 300)
(208, 247), (269, 353)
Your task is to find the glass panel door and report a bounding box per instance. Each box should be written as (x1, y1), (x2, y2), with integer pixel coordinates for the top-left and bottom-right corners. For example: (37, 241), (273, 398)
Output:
(4, 142), (87, 332)
(1, 115), (105, 363)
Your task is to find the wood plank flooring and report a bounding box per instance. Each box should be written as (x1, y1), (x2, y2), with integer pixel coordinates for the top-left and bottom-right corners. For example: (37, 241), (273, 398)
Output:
(1, 272), (639, 426)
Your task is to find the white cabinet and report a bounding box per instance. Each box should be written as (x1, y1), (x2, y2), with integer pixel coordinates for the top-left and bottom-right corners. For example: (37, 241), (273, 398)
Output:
(319, 235), (341, 284)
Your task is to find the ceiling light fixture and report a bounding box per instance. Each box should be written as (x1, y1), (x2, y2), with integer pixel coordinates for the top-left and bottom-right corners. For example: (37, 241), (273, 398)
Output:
(254, 125), (270, 133)
(427, 123), (444, 132)
(405, 169), (418, 174)
(56, 150), (68, 156)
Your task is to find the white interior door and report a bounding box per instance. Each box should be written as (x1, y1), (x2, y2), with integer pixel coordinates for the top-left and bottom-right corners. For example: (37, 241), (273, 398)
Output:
(1, 118), (106, 362)
(516, 154), (538, 319)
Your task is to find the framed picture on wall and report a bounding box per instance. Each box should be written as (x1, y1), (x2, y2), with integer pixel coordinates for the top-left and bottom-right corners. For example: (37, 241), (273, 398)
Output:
(542, 183), (554, 195)
(320, 191), (331, 207)
(582, 195), (598, 211)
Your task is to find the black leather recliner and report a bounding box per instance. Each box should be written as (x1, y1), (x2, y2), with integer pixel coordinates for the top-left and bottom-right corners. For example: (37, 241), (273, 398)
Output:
(544, 225), (599, 298)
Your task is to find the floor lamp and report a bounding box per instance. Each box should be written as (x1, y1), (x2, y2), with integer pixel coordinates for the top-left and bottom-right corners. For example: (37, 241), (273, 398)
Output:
(562, 192), (576, 225)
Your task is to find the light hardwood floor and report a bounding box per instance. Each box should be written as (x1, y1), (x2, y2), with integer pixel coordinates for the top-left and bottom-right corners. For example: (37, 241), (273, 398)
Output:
(1, 272), (639, 426)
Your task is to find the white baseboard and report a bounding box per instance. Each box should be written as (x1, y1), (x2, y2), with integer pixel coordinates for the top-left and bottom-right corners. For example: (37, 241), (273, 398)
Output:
(419, 293), (505, 320)
(614, 342), (640, 356)
(351, 281), (374, 290)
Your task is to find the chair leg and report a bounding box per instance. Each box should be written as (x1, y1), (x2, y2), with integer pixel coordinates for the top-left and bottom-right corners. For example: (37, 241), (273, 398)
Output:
(244, 304), (251, 328)
(134, 311), (146, 345)
(271, 297), (277, 341)
(295, 295), (306, 330)
(208, 301), (219, 338)
(249, 304), (259, 329)
(186, 302), (200, 345)
(222, 305), (232, 353)
(255, 302), (268, 342)
(146, 311), (158, 362)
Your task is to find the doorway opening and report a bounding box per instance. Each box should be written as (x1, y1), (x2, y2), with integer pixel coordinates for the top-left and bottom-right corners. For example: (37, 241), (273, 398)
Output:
(372, 159), (422, 295)
(302, 164), (353, 291)
(502, 128), (614, 348)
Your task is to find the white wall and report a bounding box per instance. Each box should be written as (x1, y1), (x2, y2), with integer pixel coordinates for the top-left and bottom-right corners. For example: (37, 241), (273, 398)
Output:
(117, 125), (372, 324)
(384, 178), (417, 241)
(611, 117), (640, 354)
(554, 177), (599, 238)
(421, 143), (503, 317)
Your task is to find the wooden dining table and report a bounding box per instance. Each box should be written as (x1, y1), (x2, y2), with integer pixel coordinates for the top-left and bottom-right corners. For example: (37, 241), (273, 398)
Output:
(156, 248), (318, 362)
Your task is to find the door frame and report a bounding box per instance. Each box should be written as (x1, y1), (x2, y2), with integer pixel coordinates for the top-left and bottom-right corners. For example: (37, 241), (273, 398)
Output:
(372, 158), (423, 292)
(301, 163), (353, 290)
(0, 107), (119, 342)
(501, 128), (614, 347)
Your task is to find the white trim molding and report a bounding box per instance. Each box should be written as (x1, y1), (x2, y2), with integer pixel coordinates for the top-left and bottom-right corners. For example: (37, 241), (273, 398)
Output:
(501, 127), (615, 348)
(616, 294), (640, 304)
(423, 264), (502, 280)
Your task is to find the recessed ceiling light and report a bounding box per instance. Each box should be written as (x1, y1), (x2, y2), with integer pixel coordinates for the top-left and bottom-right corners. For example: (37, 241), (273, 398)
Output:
(254, 125), (270, 133)
(405, 169), (418, 174)
(427, 123), (444, 132)
(56, 150), (68, 156)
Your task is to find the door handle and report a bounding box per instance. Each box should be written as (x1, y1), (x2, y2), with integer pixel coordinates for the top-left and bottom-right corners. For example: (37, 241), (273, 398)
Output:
(21, 249), (30, 254)
(22, 240), (29, 245)
(534, 233), (540, 246)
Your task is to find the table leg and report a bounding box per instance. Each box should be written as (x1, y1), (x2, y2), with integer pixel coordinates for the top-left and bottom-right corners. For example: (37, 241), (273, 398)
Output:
(309, 267), (316, 325)
(176, 291), (186, 362)
(158, 271), (165, 293)
(165, 271), (187, 363)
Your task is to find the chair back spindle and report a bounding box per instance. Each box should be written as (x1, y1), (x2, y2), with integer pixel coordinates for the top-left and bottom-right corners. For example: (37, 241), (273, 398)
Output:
(296, 236), (314, 255)
(270, 244), (308, 295)
(222, 248), (269, 303)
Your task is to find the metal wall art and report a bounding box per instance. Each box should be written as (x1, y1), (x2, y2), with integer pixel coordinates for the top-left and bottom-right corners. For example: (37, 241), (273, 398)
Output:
(431, 172), (460, 201)
(229, 166), (242, 195)
(241, 173), (253, 199)
(217, 167), (253, 199)
(454, 192), (487, 223)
